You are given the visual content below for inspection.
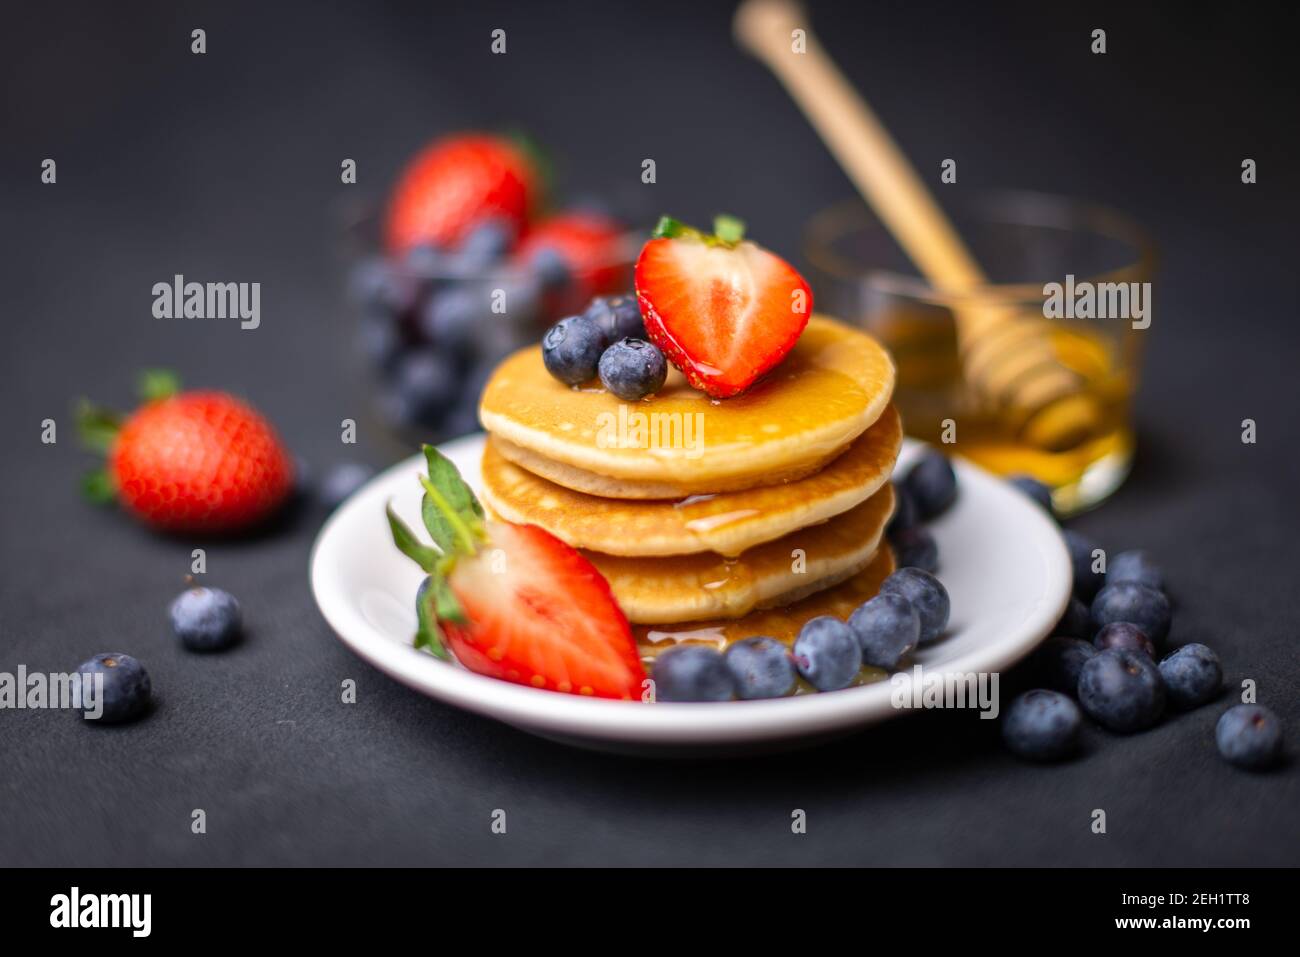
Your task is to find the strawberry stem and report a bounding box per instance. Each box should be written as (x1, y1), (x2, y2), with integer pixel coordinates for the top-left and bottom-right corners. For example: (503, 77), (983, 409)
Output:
(74, 399), (123, 453)
(651, 214), (745, 248)
(137, 369), (181, 403)
(80, 468), (116, 504)
(652, 215), (694, 240)
(713, 214), (746, 245)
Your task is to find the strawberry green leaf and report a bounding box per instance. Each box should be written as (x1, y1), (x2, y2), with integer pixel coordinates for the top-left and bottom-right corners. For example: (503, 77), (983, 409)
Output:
(386, 502), (442, 573)
(137, 369), (181, 403)
(414, 576), (454, 660)
(81, 468), (116, 504)
(419, 445), (485, 556)
(74, 399), (123, 453)
(713, 214), (746, 245)
(651, 216), (696, 241)
(432, 574), (465, 623)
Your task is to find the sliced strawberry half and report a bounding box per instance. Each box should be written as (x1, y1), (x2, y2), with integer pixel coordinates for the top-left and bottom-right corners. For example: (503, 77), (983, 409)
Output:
(388, 446), (646, 699)
(635, 216), (813, 398)
(444, 522), (645, 699)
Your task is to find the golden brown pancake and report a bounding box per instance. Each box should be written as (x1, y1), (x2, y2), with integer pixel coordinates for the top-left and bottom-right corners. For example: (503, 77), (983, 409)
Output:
(582, 484), (894, 624)
(479, 405), (901, 557)
(635, 544), (897, 655)
(479, 315), (896, 498)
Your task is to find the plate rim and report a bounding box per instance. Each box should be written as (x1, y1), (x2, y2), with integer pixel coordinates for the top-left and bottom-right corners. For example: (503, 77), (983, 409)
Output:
(309, 433), (1071, 746)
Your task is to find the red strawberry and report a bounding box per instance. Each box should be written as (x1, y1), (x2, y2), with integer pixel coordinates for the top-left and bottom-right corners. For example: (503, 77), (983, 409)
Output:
(445, 523), (644, 699)
(635, 215), (812, 398)
(80, 373), (294, 533)
(385, 134), (539, 254)
(387, 446), (645, 700)
(516, 211), (626, 316)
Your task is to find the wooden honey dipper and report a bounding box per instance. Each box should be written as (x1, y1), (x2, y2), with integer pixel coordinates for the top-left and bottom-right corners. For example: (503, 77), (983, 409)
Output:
(734, 0), (1101, 451)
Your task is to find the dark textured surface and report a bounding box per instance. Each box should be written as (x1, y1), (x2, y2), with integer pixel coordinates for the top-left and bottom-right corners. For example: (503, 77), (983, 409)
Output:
(1, 1), (1297, 866)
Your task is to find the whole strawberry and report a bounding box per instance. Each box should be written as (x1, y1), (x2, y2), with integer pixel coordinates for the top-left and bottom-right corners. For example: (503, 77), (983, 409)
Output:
(385, 133), (539, 254)
(516, 211), (626, 316)
(79, 371), (295, 533)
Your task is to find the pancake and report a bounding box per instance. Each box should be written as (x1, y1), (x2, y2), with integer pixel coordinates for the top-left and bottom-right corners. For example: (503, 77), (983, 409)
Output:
(583, 484), (894, 624)
(480, 405), (902, 557)
(488, 436), (842, 499)
(479, 315), (896, 498)
(635, 544), (897, 655)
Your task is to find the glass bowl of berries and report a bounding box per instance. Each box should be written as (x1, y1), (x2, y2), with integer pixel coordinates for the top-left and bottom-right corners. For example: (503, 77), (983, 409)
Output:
(343, 132), (641, 446)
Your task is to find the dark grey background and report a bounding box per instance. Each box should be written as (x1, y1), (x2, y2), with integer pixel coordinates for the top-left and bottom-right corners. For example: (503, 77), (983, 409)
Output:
(1, 0), (1297, 866)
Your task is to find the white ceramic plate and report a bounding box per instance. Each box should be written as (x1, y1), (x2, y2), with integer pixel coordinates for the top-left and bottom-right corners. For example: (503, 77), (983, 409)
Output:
(310, 434), (1071, 756)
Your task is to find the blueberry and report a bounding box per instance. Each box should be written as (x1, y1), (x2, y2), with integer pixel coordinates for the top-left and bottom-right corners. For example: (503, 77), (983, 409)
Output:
(419, 284), (486, 351)
(319, 462), (376, 510)
(1008, 474), (1054, 514)
(792, 616), (861, 691)
(441, 360), (495, 437)
(403, 242), (445, 279)
(1094, 621), (1155, 660)
(442, 400), (482, 439)
(1032, 636), (1096, 695)
(348, 257), (389, 304)
(902, 448), (957, 519)
(886, 481), (919, 537)
(891, 525), (938, 572)
(585, 294), (645, 344)
(1108, 549), (1165, 592)
(1054, 596), (1092, 640)
(1001, 690), (1082, 761)
(1077, 648), (1165, 733)
(1158, 643), (1222, 709)
(357, 310), (404, 371)
(541, 315), (605, 385)
(349, 257), (418, 314)
(879, 567), (950, 644)
(1090, 581), (1171, 647)
(1215, 704), (1283, 770)
(723, 636), (797, 699)
(170, 587), (242, 652)
(486, 273), (544, 340)
(1063, 529), (1105, 601)
(441, 366), (491, 442)
(652, 645), (735, 702)
(529, 247), (571, 291)
(459, 218), (515, 263)
(75, 652), (152, 723)
(848, 593), (920, 669)
(392, 350), (458, 421)
(598, 338), (668, 401)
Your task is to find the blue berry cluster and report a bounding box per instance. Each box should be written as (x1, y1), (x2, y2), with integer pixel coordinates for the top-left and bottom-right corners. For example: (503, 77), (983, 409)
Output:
(651, 447), (960, 701)
(349, 220), (580, 439)
(542, 295), (668, 401)
(1006, 485), (1283, 770)
(652, 568), (950, 702)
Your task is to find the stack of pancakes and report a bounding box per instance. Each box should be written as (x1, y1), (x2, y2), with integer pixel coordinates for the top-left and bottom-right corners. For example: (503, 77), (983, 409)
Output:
(478, 315), (902, 655)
